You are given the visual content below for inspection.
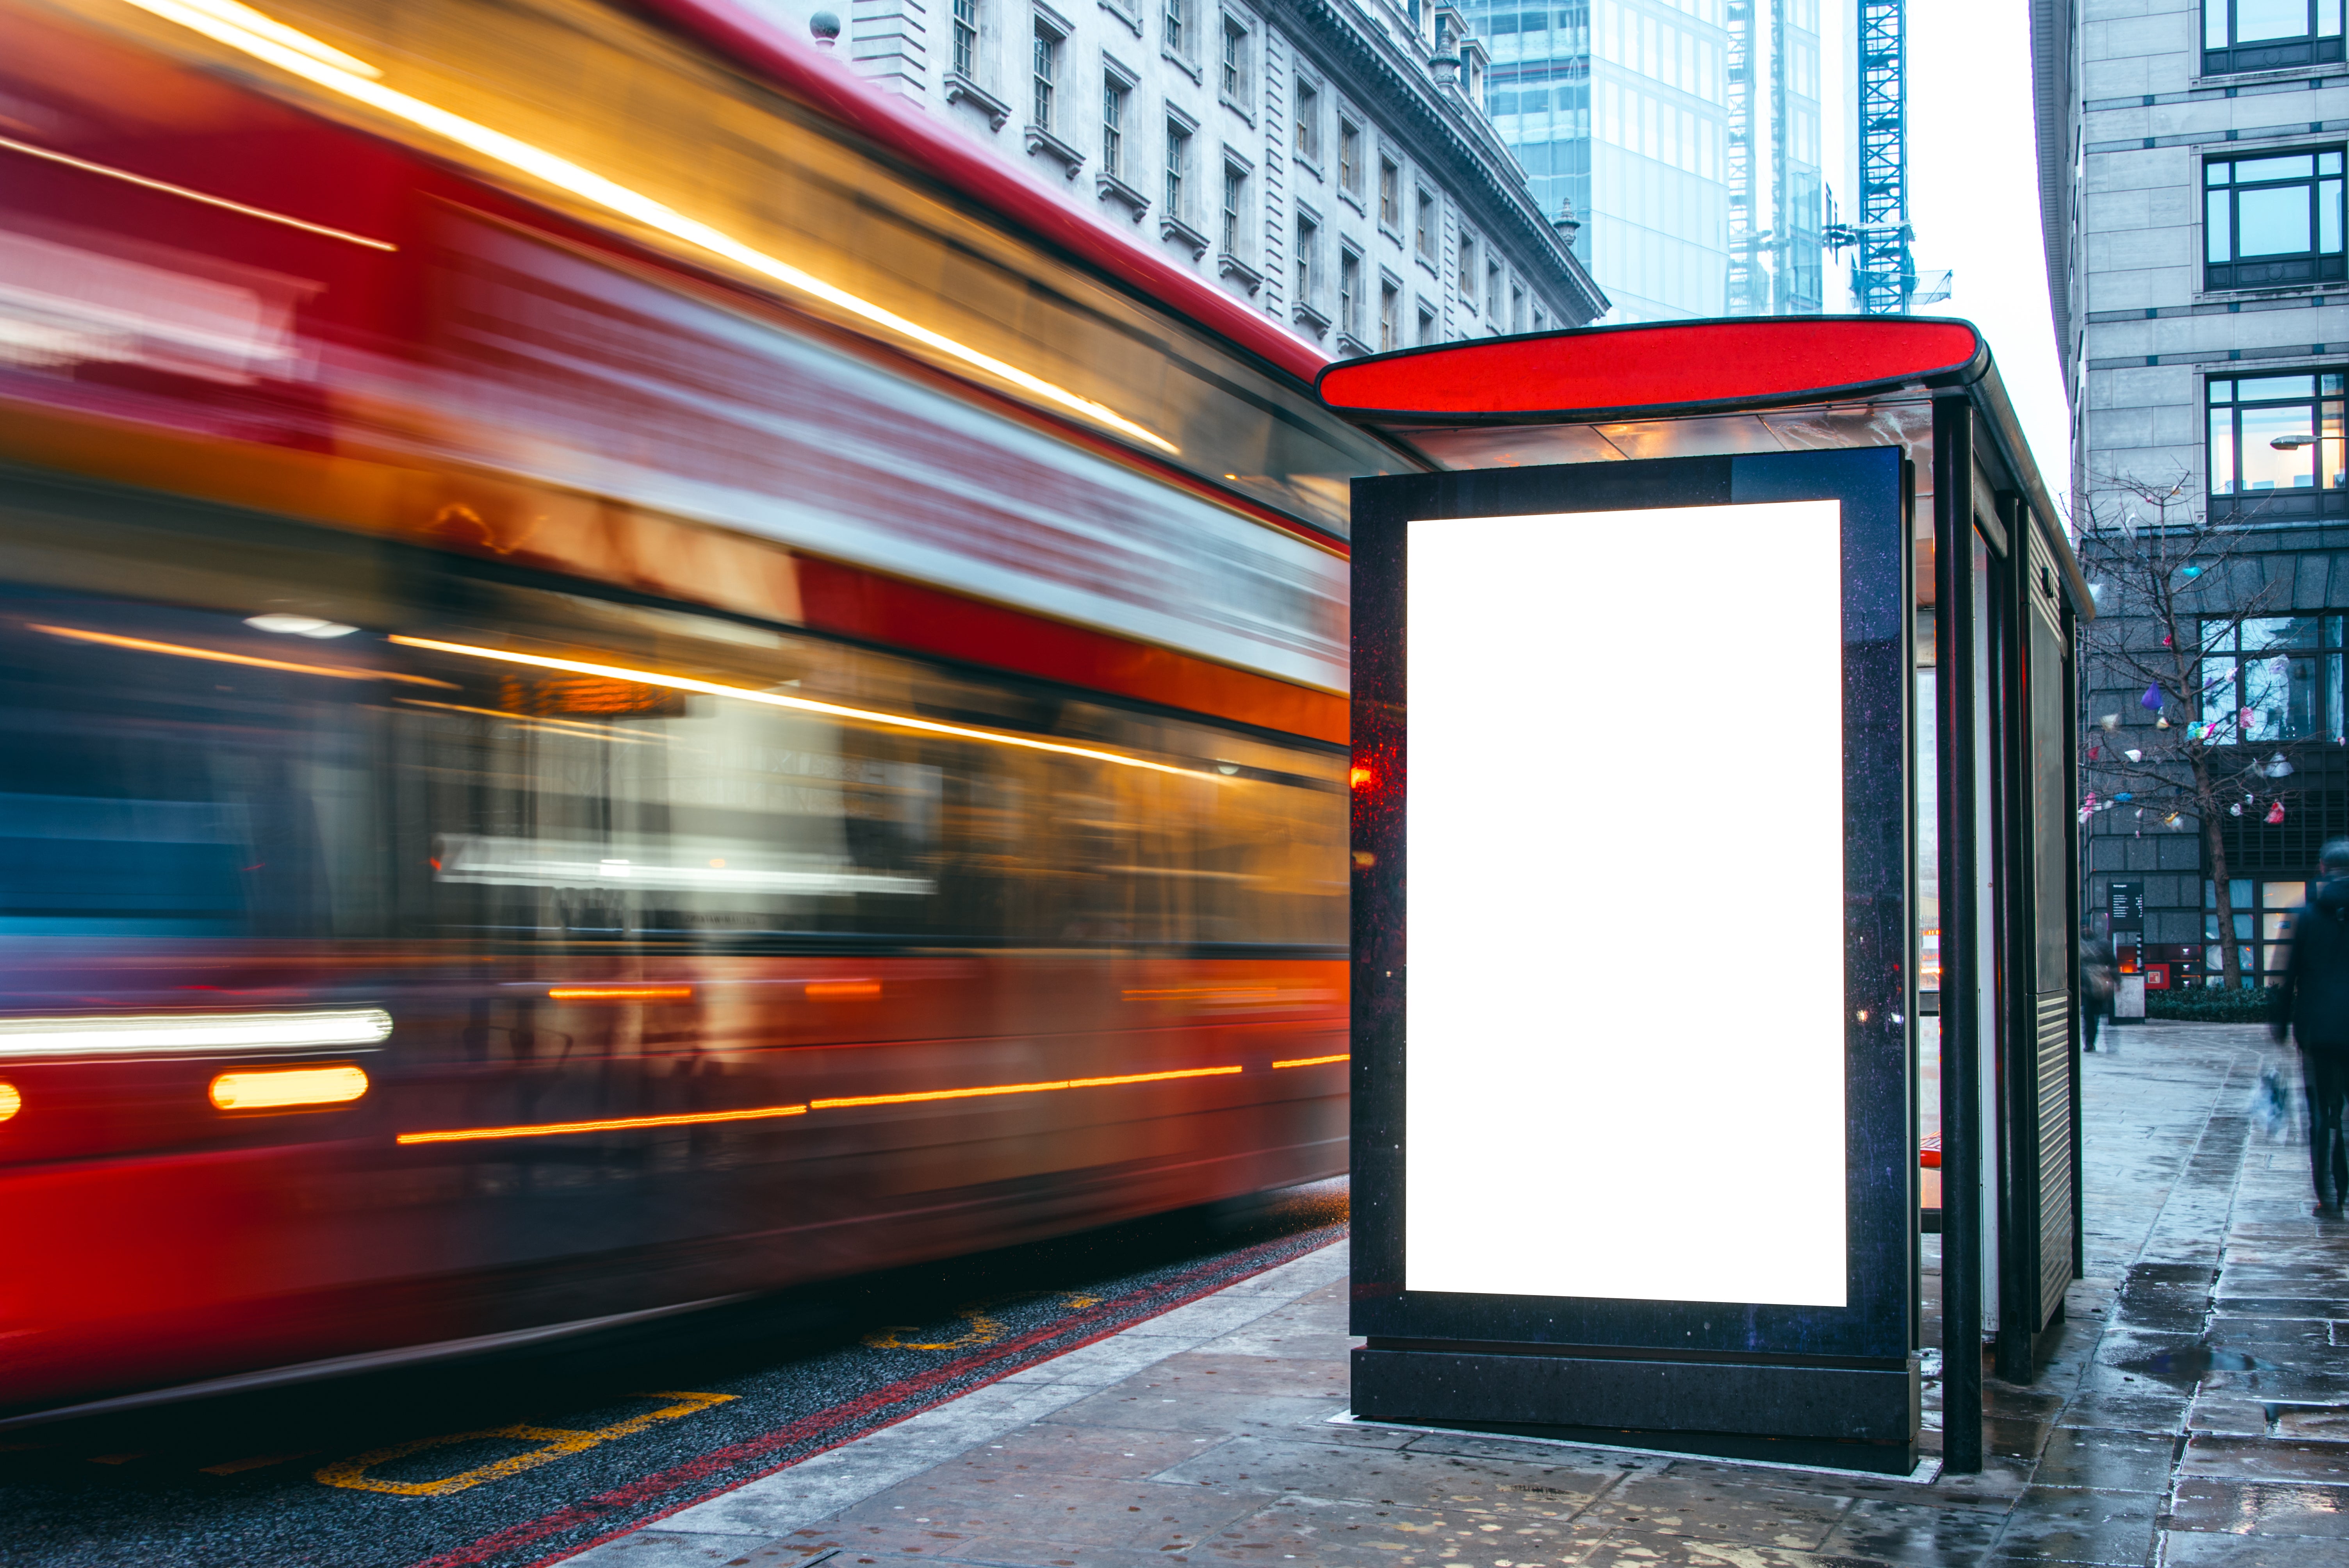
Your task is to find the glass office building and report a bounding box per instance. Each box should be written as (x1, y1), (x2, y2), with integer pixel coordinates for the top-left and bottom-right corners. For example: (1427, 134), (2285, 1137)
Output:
(1468, 0), (1826, 322)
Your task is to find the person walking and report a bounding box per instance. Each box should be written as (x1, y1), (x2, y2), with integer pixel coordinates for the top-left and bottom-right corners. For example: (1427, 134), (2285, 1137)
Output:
(2271, 839), (2349, 1219)
(2080, 929), (2116, 1051)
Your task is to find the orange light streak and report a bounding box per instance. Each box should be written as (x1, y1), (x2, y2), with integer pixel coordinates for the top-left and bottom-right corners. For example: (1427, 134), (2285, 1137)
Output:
(0, 133), (395, 249)
(1271, 1053), (1350, 1069)
(397, 1103), (807, 1144)
(0, 1082), (18, 1123)
(546, 985), (694, 1001)
(385, 636), (1211, 777)
(811, 1064), (1241, 1110)
(210, 1064), (369, 1110)
(28, 625), (455, 687)
(805, 981), (881, 1000)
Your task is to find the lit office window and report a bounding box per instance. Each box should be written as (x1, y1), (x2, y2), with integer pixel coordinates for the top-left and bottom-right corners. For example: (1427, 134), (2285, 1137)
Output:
(2205, 150), (2345, 290)
(2197, 613), (2344, 743)
(2205, 0), (2344, 75)
(2203, 877), (2342, 986)
(2207, 372), (2348, 519)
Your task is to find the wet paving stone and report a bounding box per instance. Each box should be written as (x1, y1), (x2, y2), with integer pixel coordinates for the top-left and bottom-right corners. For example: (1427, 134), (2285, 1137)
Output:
(2178, 1432), (2349, 1483)
(2024, 1430), (2175, 1493)
(2165, 1474), (2349, 1536)
(1987, 1485), (2160, 1564)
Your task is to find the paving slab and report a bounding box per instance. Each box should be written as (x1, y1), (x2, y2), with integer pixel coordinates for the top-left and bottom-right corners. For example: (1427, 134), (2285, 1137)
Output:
(568, 1023), (2349, 1568)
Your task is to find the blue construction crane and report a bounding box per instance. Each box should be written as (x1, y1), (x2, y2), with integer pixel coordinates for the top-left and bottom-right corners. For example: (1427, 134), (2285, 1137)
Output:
(1824, 0), (1932, 314)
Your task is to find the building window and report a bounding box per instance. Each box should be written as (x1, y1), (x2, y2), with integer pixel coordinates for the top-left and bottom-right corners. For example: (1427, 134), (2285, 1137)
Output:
(1532, 305), (1546, 331)
(1221, 15), (1248, 104)
(1416, 301), (1436, 345)
(2205, 0), (2345, 75)
(2197, 613), (2345, 747)
(1295, 212), (1316, 302)
(953, 0), (978, 79)
(1379, 279), (1398, 349)
(1340, 246), (1361, 338)
(1511, 283), (1525, 332)
(1166, 120), (1191, 216)
(1221, 160), (1246, 257)
(2208, 371), (2349, 519)
(1295, 78), (1320, 162)
(1378, 157), (1400, 230)
(1339, 118), (1362, 196)
(2205, 875), (2337, 987)
(2205, 149), (2345, 290)
(1486, 261), (1502, 320)
(1166, 0), (1187, 57)
(1457, 235), (1476, 299)
(1415, 189), (1437, 260)
(1032, 22), (1059, 133)
(1103, 75), (1127, 181)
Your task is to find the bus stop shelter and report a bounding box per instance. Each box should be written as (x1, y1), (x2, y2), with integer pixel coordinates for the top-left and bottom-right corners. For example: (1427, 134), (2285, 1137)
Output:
(1320, 317), (2091, 1474)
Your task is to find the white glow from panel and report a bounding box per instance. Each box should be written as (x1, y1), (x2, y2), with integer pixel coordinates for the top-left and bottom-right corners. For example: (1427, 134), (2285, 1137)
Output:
(1404, 501), (1848, 1308)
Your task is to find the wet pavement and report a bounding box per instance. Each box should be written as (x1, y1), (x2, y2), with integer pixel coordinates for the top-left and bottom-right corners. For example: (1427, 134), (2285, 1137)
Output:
(575, 1022), (2348, 1568)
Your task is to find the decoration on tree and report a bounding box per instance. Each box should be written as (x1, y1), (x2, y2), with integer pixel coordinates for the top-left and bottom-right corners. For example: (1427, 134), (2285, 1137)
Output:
(2183, 565), (2204, 578)
(2163, 633), (2174, 646)
(2158, 716), (2172, 729)
(2090, 745), (2103, 759)
(2100, 713), (2121, 732)
(2114, 791), (2134, 802)
(2124, 748), (2144, 763)
(2232, 802), (2244, 816)
(2265, 752), (2296, 779)
(2140, 684), (2164, 710)
(2267, 800), (2288, 825)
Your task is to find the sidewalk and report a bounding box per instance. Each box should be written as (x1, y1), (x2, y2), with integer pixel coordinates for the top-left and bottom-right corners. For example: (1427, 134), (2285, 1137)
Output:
(576, 1023), (2347, 1568)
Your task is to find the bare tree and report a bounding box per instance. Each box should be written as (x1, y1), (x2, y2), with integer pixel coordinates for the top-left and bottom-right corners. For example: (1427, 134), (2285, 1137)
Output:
(2076, 468), (2307, 991)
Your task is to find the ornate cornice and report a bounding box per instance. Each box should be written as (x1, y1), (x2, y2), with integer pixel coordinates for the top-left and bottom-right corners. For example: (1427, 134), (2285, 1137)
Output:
(1264, 0), (1607, 323)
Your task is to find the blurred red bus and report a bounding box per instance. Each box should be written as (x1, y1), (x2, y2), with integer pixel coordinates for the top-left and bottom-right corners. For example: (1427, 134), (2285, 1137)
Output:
(0, 0), (1388, 1416)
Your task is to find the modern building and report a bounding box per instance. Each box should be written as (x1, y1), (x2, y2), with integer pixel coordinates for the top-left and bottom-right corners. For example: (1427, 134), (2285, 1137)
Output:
(1465, 0), (1831, 321)
(2034, 0), (2349, 985)
(750, 0), (1606, 346)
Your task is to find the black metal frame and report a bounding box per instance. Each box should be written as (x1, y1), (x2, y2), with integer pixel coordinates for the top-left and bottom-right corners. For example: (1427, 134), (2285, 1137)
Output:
(1347, 446), (1918, 1470)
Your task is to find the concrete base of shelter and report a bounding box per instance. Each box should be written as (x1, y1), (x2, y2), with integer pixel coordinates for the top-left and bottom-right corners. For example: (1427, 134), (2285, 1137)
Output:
(1349, 1345), (1921, 1475)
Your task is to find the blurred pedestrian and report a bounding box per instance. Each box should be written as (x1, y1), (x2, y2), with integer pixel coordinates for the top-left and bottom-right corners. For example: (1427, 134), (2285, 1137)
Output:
(2271, 837), (2349, 1219)
(2080, 929), (2116, 1051)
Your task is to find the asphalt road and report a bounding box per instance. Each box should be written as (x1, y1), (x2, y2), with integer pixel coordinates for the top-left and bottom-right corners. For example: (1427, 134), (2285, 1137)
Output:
(0, 1180), (1347, 1568)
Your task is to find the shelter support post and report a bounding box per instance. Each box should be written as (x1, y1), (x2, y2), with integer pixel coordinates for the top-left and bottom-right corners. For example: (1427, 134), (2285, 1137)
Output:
(1933, 394), (1985, 1474)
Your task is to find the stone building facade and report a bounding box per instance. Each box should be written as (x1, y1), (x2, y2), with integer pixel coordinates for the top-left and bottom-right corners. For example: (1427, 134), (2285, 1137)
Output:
(752, 0), (1607, 345)
(2036, 0), (2349, 984)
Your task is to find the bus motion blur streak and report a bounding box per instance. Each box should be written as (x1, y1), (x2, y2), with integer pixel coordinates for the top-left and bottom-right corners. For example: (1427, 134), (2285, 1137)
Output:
(0, 0), (1367, 1417)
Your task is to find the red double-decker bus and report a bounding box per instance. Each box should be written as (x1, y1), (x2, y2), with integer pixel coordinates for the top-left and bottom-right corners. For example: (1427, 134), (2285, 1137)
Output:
(0, 0), (1390, 1416)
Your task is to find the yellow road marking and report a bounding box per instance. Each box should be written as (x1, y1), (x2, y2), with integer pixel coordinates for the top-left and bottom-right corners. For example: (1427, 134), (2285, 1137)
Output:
(314, 1391), (733, 1496)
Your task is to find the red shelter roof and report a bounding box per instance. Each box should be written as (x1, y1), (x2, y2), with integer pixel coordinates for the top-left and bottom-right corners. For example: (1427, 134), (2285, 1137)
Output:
(1315, 317), (1988, 424)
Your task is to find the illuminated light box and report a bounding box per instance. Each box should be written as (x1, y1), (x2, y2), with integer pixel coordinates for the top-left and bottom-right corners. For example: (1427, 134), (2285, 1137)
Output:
(1348, 447), (1916, 1474)
(1404, 501), (1848, 1309)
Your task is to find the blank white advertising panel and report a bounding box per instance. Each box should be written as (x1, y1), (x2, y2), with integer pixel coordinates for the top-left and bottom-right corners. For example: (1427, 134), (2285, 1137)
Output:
(1404, 501), (1848, 1308)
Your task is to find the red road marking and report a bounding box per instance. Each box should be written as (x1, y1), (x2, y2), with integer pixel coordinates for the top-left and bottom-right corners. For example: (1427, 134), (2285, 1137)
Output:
(405, 1230), (1337, 1568)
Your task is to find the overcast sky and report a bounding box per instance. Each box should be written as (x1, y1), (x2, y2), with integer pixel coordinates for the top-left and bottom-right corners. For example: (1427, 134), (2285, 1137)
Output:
(1906, 2), (2074, 510)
